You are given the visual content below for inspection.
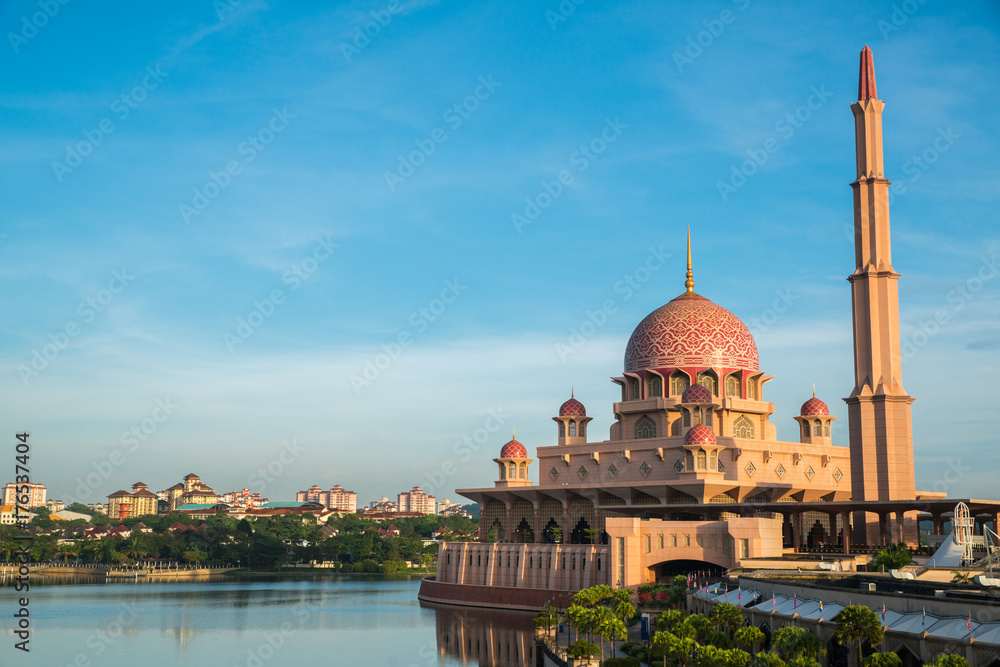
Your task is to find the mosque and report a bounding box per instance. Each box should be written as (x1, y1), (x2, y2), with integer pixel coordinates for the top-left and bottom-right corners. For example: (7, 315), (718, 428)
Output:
(418, 47), (1000, 610)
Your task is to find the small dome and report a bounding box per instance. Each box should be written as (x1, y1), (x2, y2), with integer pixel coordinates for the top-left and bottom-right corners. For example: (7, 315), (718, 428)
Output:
(559, 396), (586, 417)
(800, 397), (829, 416)
(684, 424), (717, 447)
(681, 384), (713, 404)
(499, 439), (527, 458)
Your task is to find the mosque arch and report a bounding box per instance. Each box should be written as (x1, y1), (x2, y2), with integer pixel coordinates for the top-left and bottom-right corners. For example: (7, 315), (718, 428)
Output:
(647, 374), (663, 398)
(746, 377), (758, 400)
(568, 421), (576, 437)
(733, 415), (755, 439)
(725, 374), (741, 399)
(635, 415), (656, 439)
(697, 449), (707, 469)
(670, 370), (690, 396)
(697, 370), (719, 395)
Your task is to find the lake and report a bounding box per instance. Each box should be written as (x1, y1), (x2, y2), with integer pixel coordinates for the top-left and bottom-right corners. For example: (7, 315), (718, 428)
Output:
(0, 575), (537, 666)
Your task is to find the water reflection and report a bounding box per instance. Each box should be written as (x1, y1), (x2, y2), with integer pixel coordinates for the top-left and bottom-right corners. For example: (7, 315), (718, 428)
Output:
(421, 601), (537, 667)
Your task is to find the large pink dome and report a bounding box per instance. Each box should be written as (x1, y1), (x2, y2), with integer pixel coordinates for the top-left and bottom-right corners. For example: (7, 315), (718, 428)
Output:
(559, 397), (586, 417)
(499, 439), (527, 458)
(624, 292), (759, 373)
(800, 397), (829, 416)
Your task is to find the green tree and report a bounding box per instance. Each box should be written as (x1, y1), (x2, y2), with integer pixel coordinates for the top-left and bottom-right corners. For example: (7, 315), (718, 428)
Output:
(652, 631), (697, 667)
(925, 654), (970, 667)
(862, 652), (902, 667)
(869, 543), (913, 572)
(710, 602), (744, 638)
(657, 609), (685, 633)
(833, 605), (884, 667)
(735, 626), (766, 654)
(752, 653), (787, 667)
(772, 626), (823, 662)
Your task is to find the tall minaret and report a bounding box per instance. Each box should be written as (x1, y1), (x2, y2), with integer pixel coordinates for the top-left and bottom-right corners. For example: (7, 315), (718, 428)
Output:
(845, 46), (916, 543)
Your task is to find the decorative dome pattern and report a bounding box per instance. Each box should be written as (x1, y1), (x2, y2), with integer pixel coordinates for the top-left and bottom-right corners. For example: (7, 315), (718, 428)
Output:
(800, 397), (829, 416)
(559, 397), (586, 417)
(499, 439), (527, 458)
(681, 384), (713, 404)
(684, 424), (717, 447)
(624, 293), (759, 373)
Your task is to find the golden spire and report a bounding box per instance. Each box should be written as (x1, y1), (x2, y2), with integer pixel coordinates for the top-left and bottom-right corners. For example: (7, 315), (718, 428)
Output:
(512, 428), (516, 440)
(812, 384), (816, 398)
(684, 227), (695, 293)
(571, 386), (574, 399)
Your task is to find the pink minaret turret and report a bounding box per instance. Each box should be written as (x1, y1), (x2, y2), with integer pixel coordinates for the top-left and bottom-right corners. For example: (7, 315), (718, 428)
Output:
(846, 46), (916, 544)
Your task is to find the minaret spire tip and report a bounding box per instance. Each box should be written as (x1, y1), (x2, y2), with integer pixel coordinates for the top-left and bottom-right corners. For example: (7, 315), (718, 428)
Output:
(684, 227), (695, 293)
(858, 45), (878, 101)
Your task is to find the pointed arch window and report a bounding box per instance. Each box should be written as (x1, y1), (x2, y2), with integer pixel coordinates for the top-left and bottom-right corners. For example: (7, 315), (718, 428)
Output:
(685, 450), (694, 470)
(508, 463), (517, 478)
(568, 421), (577, 437)
(697, 450), (707, 469)
(733, 415), (755, 439)
(747, 379), (757, 400)
(580, 422), (586, 437)
(648, 375), (662, 398)
(682, 408), (691, 427)
(803, 421), (811, 438)
(518, 462), (527, 479)
(824, 423), (830, 437)
(628, 377), (640, 400)
(709, 450), (717, 471)
(725, 375), (741, 398)
(705, 409), (713, 426)
(670, 372), (690, 397)
(814, 419), (822, 436)
(698, 371), (718, 396)
(634, 415), (656, 439)
(559, 422), (565, 437)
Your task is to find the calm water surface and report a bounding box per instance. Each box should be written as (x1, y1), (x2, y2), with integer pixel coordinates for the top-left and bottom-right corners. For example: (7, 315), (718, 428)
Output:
(0, 575), (535, 667)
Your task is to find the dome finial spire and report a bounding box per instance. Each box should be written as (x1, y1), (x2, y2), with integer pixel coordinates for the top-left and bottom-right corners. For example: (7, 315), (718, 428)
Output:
(684, 227), (695, 293)
(813, 383), (816, 398)
(571, 386), (574, 398)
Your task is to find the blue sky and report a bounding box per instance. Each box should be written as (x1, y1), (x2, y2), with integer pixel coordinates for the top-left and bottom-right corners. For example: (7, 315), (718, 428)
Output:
(2, 1), (998, 506)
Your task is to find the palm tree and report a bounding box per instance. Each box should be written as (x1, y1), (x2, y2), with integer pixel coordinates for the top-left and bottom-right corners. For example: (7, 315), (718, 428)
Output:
(772, 626), (823, 662)
(652, 631), (697, 667)
(862, 652), (902, 667)
(121, 535), (148, 563)
(736, 625), (766, 654)
(833, 605), (884, 667)
(710, 602), (745, 639)
(753, 653), (787, 667)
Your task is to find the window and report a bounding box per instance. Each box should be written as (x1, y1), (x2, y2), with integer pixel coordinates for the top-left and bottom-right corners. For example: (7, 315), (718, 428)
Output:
(670, 372), (690, 396)
(709, 450), (717, 471)
(697, 450), (707, 469)
(682, 535), (690, 547)
(682, 408), (691, 427)
(803, 421), (811, 438)
(644, 535), (651, 553)
(740, 539), (750, 559)
(710, 536), (717, 550)
(694, 407), (702, 425)
(814, 419), (822, 436)
(518, 462), (527, 479)
(747, 379), (757, 400)
(580, 422), (586, 437)
(559, 422), (565, 437)
(499, 465), (506, 480)
(685, 451), (694, 470)
(658, 534), (664, 549)
(670, 535), (677, 547)
(696, 535), (704, 547)
(725, 375), (741, 398)
(648, 375), (662, 398)
(634, 415), (656, 439)
(597, 558), (601, 571)
(569, 421), (576, 437)
(824, 423), (830, 437)
(733, 415), (755, 439)
(698, 371), (718, 396)
(508, 463), (517, 478)
(629, 377), (640, 400)
(705, 409), (713, 426)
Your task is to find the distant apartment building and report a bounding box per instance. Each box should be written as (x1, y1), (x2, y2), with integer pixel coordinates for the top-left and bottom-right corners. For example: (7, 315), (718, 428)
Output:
(106, 482), (158, 520)
(46, 499), (65, 512)
(397, 486), (436, 515)
(222, 488), (266, 510)
(88, 502), (106, 514)
(2, 482), (46, 508)
(296, 484), (357, 512)
(163, 473), (220, 510)
(368, 496), (398, 513)
(1, 505), (23, 525)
